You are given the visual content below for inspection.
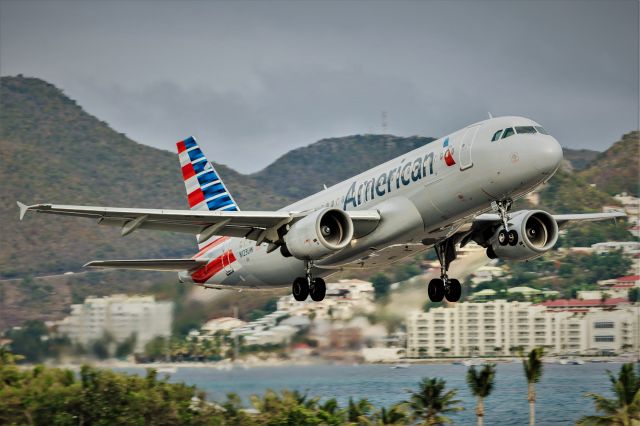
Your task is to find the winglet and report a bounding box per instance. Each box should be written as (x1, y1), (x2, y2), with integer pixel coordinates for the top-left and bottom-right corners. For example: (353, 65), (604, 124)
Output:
(17, 201), (29, 221)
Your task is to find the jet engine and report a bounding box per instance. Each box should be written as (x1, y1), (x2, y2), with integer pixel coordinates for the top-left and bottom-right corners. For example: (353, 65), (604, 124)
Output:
(486, 210), (558, 261)
(282, 208), (354, 260)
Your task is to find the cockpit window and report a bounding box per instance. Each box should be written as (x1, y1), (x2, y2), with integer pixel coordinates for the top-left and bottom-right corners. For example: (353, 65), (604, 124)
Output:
(534, 126), (549, 135)
(491, 130), (503, 142)
(501, 128), (515, 139)
(515, 126), (537, 134)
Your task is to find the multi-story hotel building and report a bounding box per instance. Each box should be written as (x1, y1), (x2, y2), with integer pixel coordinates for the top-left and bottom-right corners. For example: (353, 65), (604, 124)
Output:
(57, 294), (173, 352)
(406, 300), (639, 357)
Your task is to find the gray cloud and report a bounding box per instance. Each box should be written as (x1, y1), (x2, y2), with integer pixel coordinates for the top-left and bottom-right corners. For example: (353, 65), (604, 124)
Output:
(1, 0), (637, 173)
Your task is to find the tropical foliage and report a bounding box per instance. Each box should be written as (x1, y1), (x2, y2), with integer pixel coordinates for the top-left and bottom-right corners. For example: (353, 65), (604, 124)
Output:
(0, 349), (442, 426)
(578, 363), (640, 425)
(522, 348), (544, 426)
(405, 377), (463, 425)
(466, 364), (496, 426)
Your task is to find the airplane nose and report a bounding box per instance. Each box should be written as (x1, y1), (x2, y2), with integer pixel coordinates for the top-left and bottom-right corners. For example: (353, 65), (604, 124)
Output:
(533, 136), (563, 173)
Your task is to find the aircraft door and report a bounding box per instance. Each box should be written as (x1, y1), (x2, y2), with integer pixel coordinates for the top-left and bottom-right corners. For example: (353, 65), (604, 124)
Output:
(459, 124), (480, 171)
(221, 246), (234, 276)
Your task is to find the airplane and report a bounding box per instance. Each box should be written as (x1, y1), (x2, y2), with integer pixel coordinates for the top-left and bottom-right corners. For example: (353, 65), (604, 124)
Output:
(17, 116), (625, 303)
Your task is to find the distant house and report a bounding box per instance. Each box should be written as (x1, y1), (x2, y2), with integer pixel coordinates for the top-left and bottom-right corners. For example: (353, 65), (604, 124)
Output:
(470, 288), (497, 300)
(200, 317), (246, 336)
(591, 241), (640, 255)
(507, 286), (542, 299)
(598, 275), (640, 288)
(539, 297), (630, 312)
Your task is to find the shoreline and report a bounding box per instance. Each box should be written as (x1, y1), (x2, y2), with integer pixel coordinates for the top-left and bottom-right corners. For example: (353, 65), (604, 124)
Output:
(43, 354), (637, 371)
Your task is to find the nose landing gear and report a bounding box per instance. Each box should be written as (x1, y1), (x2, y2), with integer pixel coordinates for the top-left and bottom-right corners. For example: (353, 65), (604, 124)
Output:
(291, 261), (326, 302)
(428, 239), (462, 303)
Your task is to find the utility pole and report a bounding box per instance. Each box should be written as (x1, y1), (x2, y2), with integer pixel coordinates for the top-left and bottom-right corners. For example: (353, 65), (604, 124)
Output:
(381, 111), (388, 134)
(233, 305), (239, 361)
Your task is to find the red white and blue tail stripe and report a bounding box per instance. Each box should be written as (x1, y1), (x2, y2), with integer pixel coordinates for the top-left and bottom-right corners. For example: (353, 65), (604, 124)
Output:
(176, 136), (240, 213)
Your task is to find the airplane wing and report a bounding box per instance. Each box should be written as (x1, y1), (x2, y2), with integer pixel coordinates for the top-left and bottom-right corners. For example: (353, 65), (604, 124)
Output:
(17, 202), (381, 243)
(84, 258), (208, 271)
(473, 211), (627, 228)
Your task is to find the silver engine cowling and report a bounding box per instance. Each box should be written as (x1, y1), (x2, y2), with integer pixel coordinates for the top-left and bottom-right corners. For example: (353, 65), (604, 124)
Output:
(488, 210), (559, 261)
(283, 208), (354, 260)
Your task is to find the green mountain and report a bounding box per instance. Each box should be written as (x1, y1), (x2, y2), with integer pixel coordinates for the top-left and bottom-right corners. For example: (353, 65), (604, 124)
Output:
(578, 130), (639, 197)
(534, 167), (618, 213)
(562, 147), (600, 171)
(0, 76), (289, 278)
(251, 134), (436, 199)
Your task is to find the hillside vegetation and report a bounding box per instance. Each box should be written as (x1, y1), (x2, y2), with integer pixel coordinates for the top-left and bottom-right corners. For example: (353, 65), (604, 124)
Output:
(0, 76), (290, 278)
(561, 148), (600, 171)
(578, 130), (640, 196)
(252, 134), (436, 199)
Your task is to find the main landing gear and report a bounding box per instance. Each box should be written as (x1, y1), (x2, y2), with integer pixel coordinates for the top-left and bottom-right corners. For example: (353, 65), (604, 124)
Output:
(428, 239), (462, 303)
(292, 262), (326, 302)
(494, 198), (518, 247)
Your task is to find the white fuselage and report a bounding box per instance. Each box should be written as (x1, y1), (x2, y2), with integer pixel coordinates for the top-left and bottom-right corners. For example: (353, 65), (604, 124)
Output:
(179, 116), (563, 288)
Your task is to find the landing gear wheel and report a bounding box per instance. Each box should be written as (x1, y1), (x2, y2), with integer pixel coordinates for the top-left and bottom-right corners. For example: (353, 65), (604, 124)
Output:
(309, 278), (326, 302)
(498, 229), (508, 246)
(428, 279), (445, 302)
(507, 230), (518, 246)
(445, 279), (462, 302)
(292, 277), (309, 301)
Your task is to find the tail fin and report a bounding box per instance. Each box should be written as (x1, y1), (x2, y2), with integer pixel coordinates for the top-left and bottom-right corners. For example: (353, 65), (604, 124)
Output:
(176, 136), (240, 213)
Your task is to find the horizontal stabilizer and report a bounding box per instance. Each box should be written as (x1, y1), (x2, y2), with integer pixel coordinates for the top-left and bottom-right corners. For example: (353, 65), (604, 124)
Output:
(84, 258), (208, 271)
(17, 201), (28, 220)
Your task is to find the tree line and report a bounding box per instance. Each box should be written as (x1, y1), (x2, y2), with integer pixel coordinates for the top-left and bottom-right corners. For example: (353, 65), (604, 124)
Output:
(1, 347), (638, 425)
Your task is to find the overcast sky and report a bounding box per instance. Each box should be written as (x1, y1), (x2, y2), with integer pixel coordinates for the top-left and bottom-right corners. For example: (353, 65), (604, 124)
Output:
(1, 0), (638, 173)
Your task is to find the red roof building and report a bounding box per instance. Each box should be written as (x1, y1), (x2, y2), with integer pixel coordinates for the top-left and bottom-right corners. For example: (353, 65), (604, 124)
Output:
(538, 297), (630, 311)
(598, 275), (640, 288)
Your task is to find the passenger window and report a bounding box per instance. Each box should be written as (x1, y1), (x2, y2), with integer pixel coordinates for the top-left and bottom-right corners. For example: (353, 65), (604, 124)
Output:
(491, 130), (503, 142)
(535, 126), (549, 135)
(515, 126), (536, 134)
(501, 128), (515, 139)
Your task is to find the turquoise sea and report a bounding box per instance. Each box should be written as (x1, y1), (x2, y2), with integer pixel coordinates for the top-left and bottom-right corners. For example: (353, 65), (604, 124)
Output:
(118, 362), (629, 425)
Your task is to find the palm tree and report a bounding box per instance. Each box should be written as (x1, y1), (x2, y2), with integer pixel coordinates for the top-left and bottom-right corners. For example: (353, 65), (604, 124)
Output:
(406, 377), (463, 425)
(347, 397), (373, 424)
(577, 363), (640, 425)
(375, 403), (409, 425)
(466, 364), (496, 426)
(522, 348), (544, 426)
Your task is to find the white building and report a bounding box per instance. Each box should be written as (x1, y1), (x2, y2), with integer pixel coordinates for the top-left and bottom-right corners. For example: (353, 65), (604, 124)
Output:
(276, 278), (375, 321)
(470, 265), (505, 285)
(406, 300), (639, 357)
(57, 294), (173, 352)
(232, 279), (376, 346)
(199, 317), (246, 338)
(591, 241), (640, 255)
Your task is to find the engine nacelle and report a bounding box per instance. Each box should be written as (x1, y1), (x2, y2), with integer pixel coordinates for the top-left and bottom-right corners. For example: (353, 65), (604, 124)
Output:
(283, 208), (354, 260)
(487, 210), (558, 261)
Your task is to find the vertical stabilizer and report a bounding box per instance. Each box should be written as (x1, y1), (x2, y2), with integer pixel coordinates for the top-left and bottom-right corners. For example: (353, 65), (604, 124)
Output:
(176, 136), (239, 247)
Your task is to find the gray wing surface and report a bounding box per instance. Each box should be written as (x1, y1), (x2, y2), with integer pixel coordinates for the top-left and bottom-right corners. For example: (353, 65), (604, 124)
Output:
(473, 211), (626, 228)
(17, 202), (381, 241)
